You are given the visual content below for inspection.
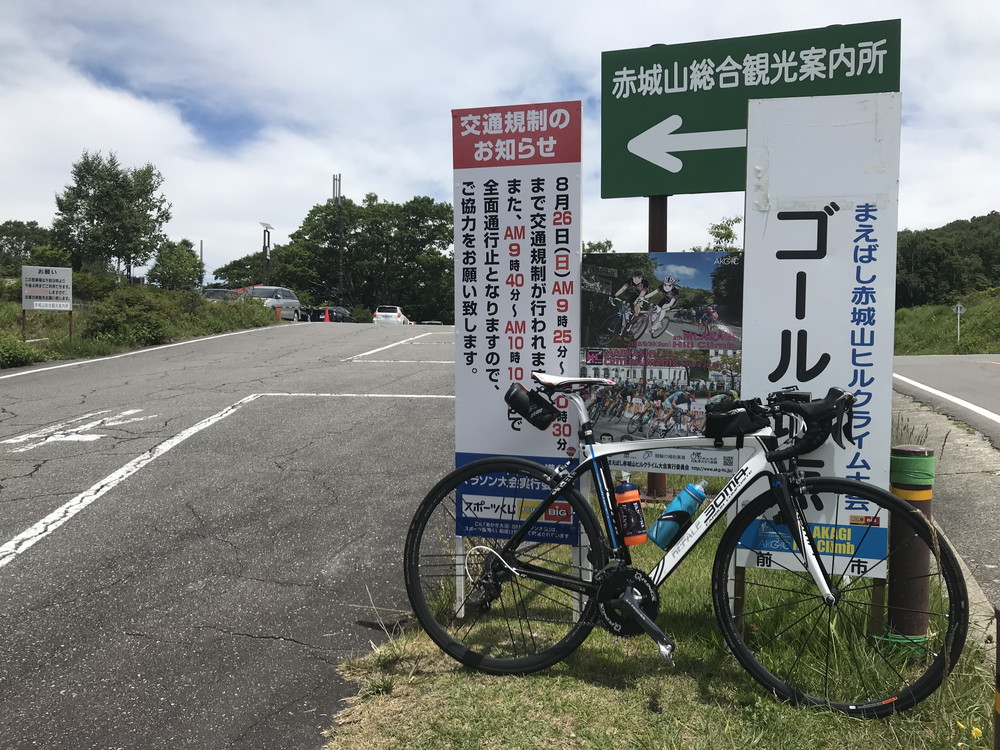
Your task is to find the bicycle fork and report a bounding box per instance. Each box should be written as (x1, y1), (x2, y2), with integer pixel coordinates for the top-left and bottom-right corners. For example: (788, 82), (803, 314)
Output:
(772, 474), (838, 604)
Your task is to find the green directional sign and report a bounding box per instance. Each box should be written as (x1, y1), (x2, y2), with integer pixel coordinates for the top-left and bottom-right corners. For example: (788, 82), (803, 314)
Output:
(601, 19), (900, 198)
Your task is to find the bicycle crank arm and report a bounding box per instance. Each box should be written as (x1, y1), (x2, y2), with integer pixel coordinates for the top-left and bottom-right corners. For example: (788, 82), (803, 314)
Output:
(607, 587), (676, 666)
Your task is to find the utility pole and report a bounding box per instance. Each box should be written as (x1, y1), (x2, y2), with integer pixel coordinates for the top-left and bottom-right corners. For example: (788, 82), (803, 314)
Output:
(332, 174), (344, 306)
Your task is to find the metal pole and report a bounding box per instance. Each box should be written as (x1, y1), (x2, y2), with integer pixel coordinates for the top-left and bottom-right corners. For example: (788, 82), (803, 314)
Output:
(333, 174), (343, 306)
(260, 222), (273, 286)
(648, 195), (668, 499)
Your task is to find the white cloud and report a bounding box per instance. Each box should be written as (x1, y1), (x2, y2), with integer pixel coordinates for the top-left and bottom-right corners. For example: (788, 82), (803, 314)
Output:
(2, 0), (998, 279)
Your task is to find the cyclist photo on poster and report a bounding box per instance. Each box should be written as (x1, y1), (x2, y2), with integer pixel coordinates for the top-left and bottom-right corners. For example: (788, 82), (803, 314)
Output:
(579, 251), (744, 439)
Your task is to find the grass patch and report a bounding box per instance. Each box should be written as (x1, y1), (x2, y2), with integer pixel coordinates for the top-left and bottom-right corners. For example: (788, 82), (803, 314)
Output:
(330, 507), (996, 750)
(331, 602), (993, 749)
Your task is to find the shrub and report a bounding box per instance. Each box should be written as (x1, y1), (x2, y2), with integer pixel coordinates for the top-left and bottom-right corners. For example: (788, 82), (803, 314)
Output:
(81, 285), (172, 347)
(0, 333), (46, 368)
(72, 272), (118, 301)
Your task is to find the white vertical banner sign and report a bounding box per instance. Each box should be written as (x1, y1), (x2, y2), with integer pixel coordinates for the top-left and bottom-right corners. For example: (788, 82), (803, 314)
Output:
(743, 93), (900, 502)
(452, 101), (582, 470)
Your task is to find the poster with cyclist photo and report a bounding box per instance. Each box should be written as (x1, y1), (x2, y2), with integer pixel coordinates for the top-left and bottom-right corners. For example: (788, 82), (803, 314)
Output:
(579, 252), (743, 442)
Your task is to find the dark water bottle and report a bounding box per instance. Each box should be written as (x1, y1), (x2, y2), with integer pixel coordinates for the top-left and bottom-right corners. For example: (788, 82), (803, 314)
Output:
(648, 480), (709, 549)
(614, 480), (647, 546)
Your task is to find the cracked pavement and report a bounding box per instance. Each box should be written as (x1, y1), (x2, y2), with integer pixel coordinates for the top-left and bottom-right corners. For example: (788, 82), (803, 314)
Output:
(0, 324), (455, 750)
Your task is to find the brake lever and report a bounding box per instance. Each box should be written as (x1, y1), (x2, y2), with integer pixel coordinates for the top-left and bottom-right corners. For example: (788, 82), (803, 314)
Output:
(832, 398), (855, 449)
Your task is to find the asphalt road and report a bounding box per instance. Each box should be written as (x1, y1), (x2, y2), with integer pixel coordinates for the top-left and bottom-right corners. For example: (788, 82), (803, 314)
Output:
(0, 323), (457, 750)
(892, 354), (1000, 611)
(893, 353), (1000, 446)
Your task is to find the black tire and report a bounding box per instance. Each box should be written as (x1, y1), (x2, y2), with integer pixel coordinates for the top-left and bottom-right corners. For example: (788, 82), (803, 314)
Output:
(404, 457), (608, 674)
(622, 314), (646, 343)
(649, 308), (670, 338)
(626, 412), (644, 435)
(712, 477), (968, 718)
(596, 313), (622, 346)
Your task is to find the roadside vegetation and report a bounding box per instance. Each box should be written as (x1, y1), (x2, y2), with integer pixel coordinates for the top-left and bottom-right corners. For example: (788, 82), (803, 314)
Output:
(0, 286), (280, 368)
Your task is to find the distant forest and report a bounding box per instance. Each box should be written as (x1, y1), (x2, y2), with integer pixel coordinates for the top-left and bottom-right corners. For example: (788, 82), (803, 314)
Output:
(896, 210), (1000, 308)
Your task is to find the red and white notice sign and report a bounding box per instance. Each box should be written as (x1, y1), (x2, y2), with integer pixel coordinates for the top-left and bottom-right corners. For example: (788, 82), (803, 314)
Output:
(452, 100), (582, 470)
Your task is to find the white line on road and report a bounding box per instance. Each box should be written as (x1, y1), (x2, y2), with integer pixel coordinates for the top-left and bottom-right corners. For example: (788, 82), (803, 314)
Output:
(0, 392), (454, 571)
(341, 332), (435, 361)
(893, 373), (1000, 424)
(350, 360), (455, 364)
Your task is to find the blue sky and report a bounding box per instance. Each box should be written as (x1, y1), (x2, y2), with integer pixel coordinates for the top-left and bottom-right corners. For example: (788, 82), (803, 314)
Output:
(1, 1), (998, 281)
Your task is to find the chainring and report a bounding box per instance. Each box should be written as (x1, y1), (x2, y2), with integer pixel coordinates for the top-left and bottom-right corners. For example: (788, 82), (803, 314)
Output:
(596, 565), (660, 638)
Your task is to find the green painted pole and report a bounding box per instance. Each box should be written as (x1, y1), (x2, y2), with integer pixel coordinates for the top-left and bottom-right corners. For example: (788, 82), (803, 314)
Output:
(887, 444), (935, 636)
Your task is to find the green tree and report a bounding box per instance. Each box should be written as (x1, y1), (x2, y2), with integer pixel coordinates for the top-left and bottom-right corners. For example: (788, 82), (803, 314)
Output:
(28, 245), (72, 268)
(0, 220), (52, 275)
(584, 239), (614, 254)
(215, 192), (455, 322)
(147, 238), (205, 291)
(52, 150), (172, 279)
(690, 215), (743, 252)
(211, 254), (260, 290)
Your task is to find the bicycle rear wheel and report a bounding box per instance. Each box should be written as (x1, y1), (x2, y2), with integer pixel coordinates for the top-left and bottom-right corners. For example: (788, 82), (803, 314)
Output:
(712, 477), (968, 718)
(404, 457), (608, 674)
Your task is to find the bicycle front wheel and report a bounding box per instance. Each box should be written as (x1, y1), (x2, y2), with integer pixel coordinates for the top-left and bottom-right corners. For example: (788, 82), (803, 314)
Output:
(596, 313), (622, 346)
(622, 314), (647, 343)
(404, 458), (608, 675)
(712, 477), (968, 718)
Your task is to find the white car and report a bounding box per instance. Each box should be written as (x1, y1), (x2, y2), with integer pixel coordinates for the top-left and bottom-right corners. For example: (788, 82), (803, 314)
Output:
(373, 305), (409, 324)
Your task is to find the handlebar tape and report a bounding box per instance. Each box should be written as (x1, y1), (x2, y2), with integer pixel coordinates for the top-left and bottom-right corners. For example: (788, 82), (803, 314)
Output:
(765, 387), (855, 462)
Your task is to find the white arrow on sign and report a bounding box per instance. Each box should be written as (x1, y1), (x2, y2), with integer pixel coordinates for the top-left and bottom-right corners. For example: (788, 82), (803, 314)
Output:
(627, 114), (747, 174)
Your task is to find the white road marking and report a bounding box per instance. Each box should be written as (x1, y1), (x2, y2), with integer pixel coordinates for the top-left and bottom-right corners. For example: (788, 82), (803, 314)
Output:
(341, 332), (435, 361)
(2, 409), (157, 453)
(893, 373), (1000, 425)
(352, 360), (454, 364)
(0, 392), (454, 570)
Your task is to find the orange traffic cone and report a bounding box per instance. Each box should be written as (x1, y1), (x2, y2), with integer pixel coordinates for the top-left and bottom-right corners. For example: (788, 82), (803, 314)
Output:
(323, 307), (330, 322)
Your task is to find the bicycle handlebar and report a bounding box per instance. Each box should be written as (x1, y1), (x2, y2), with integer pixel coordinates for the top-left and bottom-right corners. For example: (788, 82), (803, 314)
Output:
(763, 386), (856, 462)
(505, 372), (856, 463)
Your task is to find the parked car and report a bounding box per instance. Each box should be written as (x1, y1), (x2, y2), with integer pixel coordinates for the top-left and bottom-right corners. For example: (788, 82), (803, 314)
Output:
(238, 286), (305, 320)
(373, 305), (409, 324)
(304, 305), (356, 323)
(203, 288), (238, 302)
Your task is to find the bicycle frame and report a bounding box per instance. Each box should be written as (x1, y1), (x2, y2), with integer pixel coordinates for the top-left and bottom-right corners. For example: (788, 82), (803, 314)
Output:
(500, 390), (837, 604)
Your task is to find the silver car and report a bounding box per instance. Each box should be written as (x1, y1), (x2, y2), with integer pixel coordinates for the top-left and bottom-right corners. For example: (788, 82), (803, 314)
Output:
(239, 286), (305, 320)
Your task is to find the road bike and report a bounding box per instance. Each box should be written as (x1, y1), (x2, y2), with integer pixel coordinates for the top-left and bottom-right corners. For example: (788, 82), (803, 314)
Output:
(403, 372), (969, 717)
(645, 407), (695, 439)
(623, 298), (673, 341)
